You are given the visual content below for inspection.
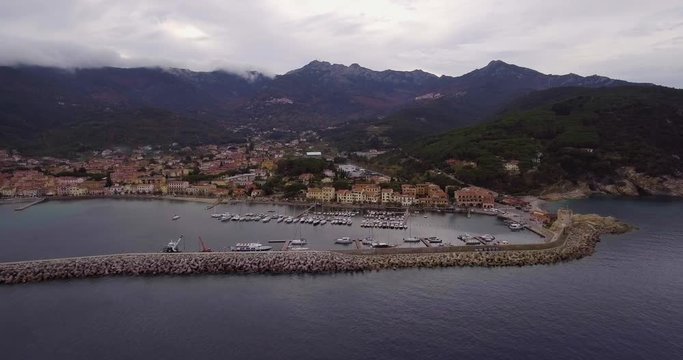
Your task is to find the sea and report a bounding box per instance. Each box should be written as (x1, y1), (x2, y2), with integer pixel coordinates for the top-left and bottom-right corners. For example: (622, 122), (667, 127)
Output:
(1, 197), (682, 359)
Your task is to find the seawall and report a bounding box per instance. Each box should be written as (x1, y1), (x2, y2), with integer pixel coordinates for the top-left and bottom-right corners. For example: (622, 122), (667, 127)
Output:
(0, 215), (631, 285)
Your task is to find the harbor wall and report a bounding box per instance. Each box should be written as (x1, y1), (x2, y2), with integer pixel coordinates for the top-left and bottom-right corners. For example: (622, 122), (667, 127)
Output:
(0, 216), (629, 285)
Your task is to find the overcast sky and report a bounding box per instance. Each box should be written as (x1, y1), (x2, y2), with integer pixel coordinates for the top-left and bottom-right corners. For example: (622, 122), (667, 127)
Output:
(0, 0), (681, 87)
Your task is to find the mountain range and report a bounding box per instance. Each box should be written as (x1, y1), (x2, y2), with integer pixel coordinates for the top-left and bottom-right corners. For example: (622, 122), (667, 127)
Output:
(0, 60), (651, 154)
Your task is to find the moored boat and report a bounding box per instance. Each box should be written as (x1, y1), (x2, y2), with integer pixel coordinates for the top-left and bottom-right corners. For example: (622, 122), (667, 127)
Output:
(335, 236), (353, 245)
(230, 243), (273, 252)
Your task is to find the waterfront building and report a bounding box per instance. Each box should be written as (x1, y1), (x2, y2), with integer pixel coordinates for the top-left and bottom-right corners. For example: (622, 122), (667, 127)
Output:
(454, 186), (495, 208)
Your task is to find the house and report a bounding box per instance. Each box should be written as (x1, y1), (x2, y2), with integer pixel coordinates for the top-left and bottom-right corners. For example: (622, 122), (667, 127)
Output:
(454, 186), (495, 208)
(504, 160), (520, 174)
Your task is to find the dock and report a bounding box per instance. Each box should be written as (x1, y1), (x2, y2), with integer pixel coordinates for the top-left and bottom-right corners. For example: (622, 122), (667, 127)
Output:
(296, 204), (317, 218)
(205, 197), (223, 210)
(14, 198), (46, 211)
(268, 239), (288, 243)
(281, 240), (292, 251)
(420, 238), (432, 247)
(353, 239), (362, 250)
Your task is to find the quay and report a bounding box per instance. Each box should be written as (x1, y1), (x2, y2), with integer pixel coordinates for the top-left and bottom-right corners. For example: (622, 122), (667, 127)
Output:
(0, 211), (632, 285)
(14, 198), (46, 211)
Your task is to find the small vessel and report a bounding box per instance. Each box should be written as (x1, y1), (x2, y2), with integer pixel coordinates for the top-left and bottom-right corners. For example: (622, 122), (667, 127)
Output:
(480, 234), (496, 242)
(426, 236), (443, 243)
(171, 215), (180, 221)
(465, 238), (481, 245)
(262, 217), (271, 223)
(371, 242), (393, 248)
(211, 214), (222, 218)
(501, 240), (509, 245)
(230, 243), (272, 252)
(509, 223), (524, 231)
(403, 236), (421, 243)
(290, 238), (307, 246)
(335, 236), (353, 245)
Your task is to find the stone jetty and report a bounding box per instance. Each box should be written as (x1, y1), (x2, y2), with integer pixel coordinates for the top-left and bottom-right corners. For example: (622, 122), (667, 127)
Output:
(0, 214), (632, 285)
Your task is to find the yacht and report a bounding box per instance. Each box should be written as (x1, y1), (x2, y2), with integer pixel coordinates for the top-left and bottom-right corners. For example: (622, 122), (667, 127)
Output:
(335, 236), (353, 245)
(230, 243), (272, 252)
(480, 234), (496, 242)
(465, 238), (481, 245)
(290, 239), (307, 246)
(509, 223), (524, 231)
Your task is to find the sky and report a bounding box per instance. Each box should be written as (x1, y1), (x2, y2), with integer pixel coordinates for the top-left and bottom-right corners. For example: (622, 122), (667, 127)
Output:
(0, 0), (681, 87)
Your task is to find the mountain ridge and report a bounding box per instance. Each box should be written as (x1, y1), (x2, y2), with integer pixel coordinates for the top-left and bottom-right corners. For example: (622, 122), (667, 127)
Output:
(0, 60), (656, 154)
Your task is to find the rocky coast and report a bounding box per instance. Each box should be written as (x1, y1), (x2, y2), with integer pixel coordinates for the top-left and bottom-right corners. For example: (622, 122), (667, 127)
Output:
(0, 214), (632, 285)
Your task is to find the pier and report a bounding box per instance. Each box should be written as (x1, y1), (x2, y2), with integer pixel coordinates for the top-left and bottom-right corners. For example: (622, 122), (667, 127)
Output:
(14, 198), (46, 211)
(0, 211), (632, 285)
(205, 197), (224, 210)
(420, 238), (432, 247)
(296, 204), (317, 218)
(281, 240), (292, 251)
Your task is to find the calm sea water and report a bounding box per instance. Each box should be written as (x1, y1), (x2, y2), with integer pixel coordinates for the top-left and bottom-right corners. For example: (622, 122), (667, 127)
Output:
(0, 199), (540, 262)
(1, 197), (683, 359)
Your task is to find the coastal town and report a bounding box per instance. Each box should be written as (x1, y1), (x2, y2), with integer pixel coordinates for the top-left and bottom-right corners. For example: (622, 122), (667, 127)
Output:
(0, 139), (550, 221)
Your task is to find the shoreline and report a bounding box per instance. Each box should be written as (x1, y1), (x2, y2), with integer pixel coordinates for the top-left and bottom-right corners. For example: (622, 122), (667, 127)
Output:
(0, 213), (632, 285)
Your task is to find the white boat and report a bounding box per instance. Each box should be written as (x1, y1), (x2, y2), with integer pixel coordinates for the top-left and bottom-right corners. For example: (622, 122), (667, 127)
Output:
(290, 239), (307, 246)
(403, 237), (421, 243)
(480, 234), (496, 242)
(262, 217), (271, 223)
(230, 242), (272, 252)
(426, 236), (443, 243)
(335, 236), (353, 245)
(171, 215), (180, 221)
(509, 223), (524, 231)
(371, 242), (393, 248)
(465, 238), (481, 245)
(211, 214), (222, 218)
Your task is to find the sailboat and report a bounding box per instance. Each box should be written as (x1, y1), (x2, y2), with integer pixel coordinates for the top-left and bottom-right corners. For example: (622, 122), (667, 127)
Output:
(403, 213), (420, 242)
(290, 222), (307, 246)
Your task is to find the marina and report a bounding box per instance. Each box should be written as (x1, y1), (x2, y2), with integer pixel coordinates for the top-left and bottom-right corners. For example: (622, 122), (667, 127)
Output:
(0, 198), (545, 262)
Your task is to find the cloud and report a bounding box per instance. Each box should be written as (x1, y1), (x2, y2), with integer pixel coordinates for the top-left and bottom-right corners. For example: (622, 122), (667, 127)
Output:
(0, 0), (680, 87)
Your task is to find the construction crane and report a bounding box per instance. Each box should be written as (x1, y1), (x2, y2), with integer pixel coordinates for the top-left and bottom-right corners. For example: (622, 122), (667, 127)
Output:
(163, 235), (183, 253)
(197, 236), (213, 252)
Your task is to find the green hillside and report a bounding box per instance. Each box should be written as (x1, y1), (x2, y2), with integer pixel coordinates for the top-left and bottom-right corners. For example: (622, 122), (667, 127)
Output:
(411, 86), (683, 193)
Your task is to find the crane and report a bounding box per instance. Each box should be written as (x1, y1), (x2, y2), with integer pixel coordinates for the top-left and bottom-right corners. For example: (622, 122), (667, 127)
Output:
(197, 236), (213, 252)
(163, 235), (183, 253)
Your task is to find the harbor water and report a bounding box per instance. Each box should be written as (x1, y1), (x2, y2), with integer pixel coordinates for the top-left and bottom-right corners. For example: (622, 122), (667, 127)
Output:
(0, 199), (541, 262)
(1, 197), (683, 359)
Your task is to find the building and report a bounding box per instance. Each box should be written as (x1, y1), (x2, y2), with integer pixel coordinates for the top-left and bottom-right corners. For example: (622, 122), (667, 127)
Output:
(226, 173), (257, 187)
(167, 181), (190, 193)
(306, 186), (336, 202)
(454, 186), (495, 208)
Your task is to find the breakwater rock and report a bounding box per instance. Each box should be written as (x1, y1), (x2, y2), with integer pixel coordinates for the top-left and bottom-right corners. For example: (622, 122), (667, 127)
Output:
(0, 216), (631, 285)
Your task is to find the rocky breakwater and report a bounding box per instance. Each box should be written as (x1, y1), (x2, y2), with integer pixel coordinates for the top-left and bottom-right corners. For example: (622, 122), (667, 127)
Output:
(0, 215), (633, 285)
